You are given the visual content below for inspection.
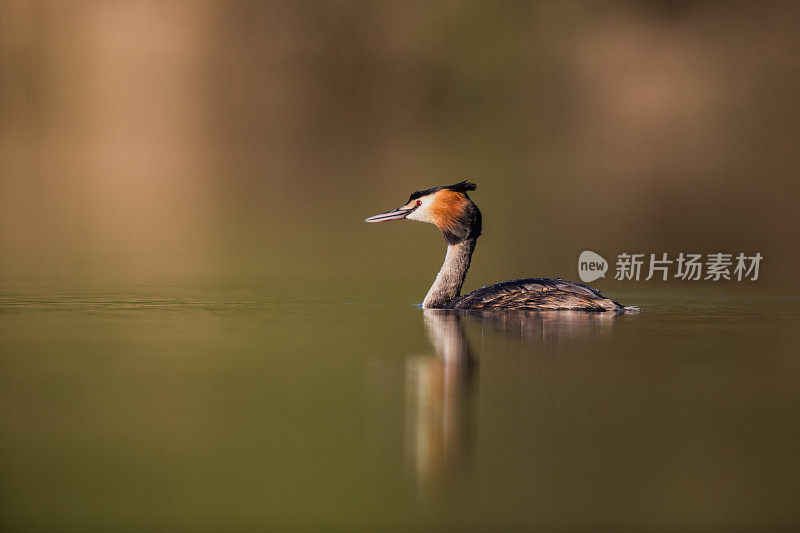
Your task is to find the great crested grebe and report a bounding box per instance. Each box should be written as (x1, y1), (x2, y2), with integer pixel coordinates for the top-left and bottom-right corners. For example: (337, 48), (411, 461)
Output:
(365, 181), (636, 312)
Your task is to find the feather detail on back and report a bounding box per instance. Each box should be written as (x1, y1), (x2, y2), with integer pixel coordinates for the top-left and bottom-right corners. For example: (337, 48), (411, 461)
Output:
(449, 278), (633, 312)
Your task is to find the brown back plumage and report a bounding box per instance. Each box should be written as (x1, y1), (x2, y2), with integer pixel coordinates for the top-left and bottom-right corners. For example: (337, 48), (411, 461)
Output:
(450, 278), (631, 312)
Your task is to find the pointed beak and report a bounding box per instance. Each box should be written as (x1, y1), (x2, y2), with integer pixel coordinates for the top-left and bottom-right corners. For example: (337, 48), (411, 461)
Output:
(364, 207), (413, 223)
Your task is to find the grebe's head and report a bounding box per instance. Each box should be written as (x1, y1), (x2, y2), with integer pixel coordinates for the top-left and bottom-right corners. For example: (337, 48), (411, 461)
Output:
(365, 180), (482, 244)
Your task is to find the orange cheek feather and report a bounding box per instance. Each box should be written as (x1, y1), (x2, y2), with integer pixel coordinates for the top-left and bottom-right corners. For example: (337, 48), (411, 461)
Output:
(430, 190), (467, 232)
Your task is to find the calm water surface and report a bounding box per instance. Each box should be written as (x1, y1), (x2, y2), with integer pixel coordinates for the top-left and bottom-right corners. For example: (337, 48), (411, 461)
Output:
(1, 280), (799, 531)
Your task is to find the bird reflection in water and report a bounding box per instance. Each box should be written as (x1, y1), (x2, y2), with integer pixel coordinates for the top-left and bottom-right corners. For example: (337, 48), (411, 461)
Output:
(405, 309), (621, 486)
(405, 310), (476, 486)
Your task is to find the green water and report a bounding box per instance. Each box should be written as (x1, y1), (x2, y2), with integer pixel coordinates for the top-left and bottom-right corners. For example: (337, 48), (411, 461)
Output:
(1, 281), (799, 531)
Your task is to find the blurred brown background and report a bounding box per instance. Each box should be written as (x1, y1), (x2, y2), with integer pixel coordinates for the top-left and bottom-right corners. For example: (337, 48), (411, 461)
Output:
(2, 0), (799, 291)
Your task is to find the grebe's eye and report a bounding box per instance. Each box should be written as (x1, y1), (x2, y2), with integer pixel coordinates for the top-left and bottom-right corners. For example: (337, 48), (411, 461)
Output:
(415, 200), (422, 207)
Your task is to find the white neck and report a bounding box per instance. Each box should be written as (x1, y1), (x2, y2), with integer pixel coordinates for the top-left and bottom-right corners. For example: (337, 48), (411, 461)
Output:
(422, 239), (476, 309)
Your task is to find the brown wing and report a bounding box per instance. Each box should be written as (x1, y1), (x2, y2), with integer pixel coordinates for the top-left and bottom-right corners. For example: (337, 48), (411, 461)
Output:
(450, 278), (626, 311)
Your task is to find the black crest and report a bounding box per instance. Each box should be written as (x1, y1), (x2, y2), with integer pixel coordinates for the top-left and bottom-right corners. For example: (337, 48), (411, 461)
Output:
(407, 180), (477, 203)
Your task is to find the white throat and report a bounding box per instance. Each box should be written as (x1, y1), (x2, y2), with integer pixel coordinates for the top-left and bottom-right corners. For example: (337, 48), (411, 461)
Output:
(422, 239), (476, 309)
